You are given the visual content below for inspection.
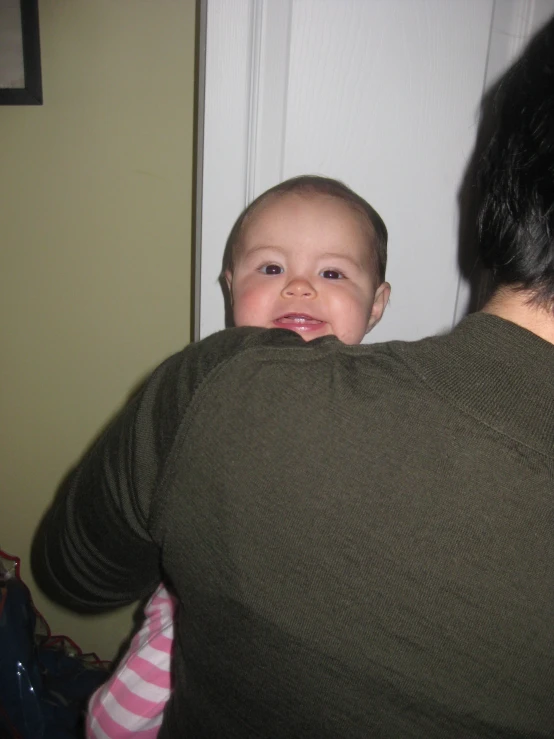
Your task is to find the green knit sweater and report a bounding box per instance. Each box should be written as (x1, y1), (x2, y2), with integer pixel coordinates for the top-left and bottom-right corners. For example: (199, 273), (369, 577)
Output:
(33, 313), (554, 737)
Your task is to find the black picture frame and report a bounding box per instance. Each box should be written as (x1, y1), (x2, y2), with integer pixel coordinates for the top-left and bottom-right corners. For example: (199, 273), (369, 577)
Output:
(0, 0), (43, 105)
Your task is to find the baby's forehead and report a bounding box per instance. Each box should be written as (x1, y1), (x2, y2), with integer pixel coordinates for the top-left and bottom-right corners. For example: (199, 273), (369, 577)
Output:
(236, 196), (375, 266)
(245, 191), (366, 231)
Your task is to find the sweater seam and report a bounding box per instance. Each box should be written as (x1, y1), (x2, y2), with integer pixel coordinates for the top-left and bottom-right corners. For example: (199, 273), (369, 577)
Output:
(390, 346), (553, 459)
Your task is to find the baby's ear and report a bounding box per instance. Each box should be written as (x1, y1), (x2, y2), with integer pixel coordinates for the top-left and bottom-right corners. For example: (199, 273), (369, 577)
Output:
(224, 270), (233, 299)
(366, 282), (391, 333)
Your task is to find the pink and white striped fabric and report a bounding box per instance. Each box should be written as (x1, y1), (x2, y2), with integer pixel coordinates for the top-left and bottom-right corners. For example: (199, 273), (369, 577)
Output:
(86, 583), (176, 738)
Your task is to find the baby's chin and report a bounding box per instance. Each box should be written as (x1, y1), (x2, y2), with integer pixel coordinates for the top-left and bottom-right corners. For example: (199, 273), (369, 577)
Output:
(271, 324), (335, 342)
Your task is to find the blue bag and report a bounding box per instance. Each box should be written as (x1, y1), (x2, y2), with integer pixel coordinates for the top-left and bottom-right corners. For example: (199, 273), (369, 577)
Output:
(0, 550), (109, 738)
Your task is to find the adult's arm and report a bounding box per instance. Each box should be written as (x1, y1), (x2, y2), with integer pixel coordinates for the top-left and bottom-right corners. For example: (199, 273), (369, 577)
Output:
(31, 327), (287, 612)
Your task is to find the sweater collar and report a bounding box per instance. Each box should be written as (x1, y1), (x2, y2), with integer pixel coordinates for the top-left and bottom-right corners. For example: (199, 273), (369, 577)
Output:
(398, 312), (554, 456)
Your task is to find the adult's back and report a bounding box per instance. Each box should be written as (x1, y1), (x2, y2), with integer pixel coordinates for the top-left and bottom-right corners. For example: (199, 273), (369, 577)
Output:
(150, 316), (552, 737)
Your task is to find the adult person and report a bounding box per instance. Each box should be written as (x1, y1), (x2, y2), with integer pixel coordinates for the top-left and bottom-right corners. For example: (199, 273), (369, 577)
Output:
(33, 18), (554, 739)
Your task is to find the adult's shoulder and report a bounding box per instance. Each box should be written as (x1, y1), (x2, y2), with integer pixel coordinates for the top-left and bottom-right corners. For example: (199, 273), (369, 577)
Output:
(182, 327), (411, 378)
(168, 326), (315, 381)
(147, 327), (317, 415)
(162, 327), (424, 405)
(170, 328), (417, 413)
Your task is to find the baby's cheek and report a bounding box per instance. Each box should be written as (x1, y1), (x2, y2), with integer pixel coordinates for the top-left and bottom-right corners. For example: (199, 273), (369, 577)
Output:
(334, 300), (369, 345)
(232, 287), (272, 328)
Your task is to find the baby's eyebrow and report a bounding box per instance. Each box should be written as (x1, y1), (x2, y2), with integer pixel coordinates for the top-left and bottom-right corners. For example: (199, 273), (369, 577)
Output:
(245, 245), (286, 256)
(240, 245), (287, 263)
(319, 252), (364, 269)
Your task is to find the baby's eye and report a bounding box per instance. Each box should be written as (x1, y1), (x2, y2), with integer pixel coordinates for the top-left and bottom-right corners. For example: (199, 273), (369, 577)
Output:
(259, 264), (284, 275)
(320, 269), (344, 279)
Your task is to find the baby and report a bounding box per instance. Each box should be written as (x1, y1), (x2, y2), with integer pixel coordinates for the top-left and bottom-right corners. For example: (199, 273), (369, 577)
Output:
(87, 174), (390, 737)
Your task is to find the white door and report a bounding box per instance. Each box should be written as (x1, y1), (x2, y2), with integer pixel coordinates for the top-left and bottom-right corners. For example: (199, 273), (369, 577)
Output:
(194, 0), (554, 343)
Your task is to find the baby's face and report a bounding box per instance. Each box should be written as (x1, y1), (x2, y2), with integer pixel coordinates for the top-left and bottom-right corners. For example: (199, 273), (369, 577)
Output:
(226, 193), (389, 345)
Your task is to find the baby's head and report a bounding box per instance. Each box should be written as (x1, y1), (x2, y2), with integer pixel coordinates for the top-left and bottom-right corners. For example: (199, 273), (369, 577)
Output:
(223, 175), (390, 345)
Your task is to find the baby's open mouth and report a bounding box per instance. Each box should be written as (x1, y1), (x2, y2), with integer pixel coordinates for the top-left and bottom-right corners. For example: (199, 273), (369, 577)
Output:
(273, 314), (326, 333)
(276, 313), (323, 324)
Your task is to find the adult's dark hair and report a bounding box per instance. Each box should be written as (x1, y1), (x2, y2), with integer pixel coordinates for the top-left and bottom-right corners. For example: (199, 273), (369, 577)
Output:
(477, 18), (554, 307)
(222, 175), (388, 283)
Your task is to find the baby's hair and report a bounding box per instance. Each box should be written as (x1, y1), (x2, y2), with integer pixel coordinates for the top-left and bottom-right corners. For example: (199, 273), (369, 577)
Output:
(222, 175), (388, 283)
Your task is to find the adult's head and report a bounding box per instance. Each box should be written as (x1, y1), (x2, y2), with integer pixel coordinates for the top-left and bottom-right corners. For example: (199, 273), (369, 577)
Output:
(477, 18), (554, 310)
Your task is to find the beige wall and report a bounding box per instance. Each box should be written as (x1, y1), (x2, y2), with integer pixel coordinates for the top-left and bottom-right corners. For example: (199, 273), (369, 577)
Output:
(0, 0), (196, 659)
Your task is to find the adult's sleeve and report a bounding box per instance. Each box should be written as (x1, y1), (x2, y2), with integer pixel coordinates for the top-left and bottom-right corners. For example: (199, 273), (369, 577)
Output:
(31, 327), (274, 612)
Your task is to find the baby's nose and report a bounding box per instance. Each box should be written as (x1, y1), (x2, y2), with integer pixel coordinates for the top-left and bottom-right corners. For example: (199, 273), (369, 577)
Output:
(281, 278), (317, 299)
